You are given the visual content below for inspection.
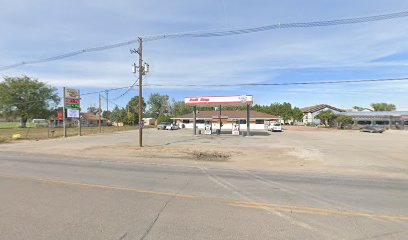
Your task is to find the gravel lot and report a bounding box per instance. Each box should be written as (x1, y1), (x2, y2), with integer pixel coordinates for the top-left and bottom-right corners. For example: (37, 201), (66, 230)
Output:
(1, 127), (407, 178)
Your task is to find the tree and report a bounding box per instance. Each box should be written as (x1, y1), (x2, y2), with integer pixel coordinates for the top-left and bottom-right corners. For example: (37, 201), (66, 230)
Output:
(170, 100), (191, 116)
(0, 76), (60, 128)
(87, 106), (98, 114)
(291, 107), (304, 122)
(315, 110), (335, 126)
(102, 110), (111, 119)
(157, 113), (172, 124)
(370, 103), (396, 111)
(147, 93), (169, 118)
(265, 102), (292, 123)
(110, 106), (127, 124)
(126, 96), (146, 125)
(336, 116), (353, 129)
(353, 106), (365, 111)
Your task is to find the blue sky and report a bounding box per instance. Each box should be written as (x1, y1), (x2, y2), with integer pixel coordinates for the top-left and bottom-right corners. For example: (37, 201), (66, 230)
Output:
(1, 0), (408, 110)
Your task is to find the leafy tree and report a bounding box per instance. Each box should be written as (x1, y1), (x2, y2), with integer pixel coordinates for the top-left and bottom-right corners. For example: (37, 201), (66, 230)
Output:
(370, 103), (396, 111)
(336, 116), (353, 129)
(251, 104), (267, 113)
(353, 106), (365, 111)
(264, 102), (293, 123)
(0, 76), (60, 127)
(292, 107), (304, 122)
(126, 96), (146, 125)
(87, 106), (98, 114)
(315, 110), (335, 126)
(147, 93), (169, 118)
(110, 106), (127, 124)
(157, 113), (172, 124)
(170, 100), (191, 116)
(102, 110), (111, 119)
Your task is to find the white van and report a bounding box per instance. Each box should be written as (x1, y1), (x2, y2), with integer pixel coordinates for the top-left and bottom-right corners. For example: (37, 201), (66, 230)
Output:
(268, 122), (282, 132)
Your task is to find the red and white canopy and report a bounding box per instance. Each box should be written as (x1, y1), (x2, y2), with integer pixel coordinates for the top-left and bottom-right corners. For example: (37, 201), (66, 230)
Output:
(184, 95), (253, 106)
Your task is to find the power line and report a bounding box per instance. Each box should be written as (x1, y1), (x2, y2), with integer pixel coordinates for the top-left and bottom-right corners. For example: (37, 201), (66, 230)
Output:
(1, 10), (408, 70)
(143, 10), (408, 41)
(142, 76), (408, 87)
(0, 39), (139, 71)
(81, 85), (134, 96)
(2, 76), (408, 108)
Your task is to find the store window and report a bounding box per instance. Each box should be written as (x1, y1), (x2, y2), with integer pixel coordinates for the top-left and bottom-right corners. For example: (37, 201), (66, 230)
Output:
(375, 121), (389, 125)
(239, 120), (246, 124)
(357, 120), (372, 125)
(182, 120), (189, 124)
(255, 120), (264, 124)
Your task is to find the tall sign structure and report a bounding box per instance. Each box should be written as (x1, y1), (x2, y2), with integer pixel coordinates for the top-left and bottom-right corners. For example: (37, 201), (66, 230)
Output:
(63, 87), (81, 137)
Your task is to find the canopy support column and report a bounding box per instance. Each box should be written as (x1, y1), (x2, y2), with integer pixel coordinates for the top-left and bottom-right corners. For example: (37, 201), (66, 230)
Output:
(193, 106), (197, 135)
(246, 104), (250, 137)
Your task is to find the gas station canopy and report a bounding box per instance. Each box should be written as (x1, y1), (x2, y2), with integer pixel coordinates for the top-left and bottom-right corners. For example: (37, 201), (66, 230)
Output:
(185, 95), (253, 106)
(184, 95), (253, 136)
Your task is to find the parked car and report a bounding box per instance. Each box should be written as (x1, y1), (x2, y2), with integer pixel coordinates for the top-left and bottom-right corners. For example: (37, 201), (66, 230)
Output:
(268, 122), (282, 132)
(166, 124), (180, 130)
(157, 122), (171, 130)
(360, 126), (385, 133)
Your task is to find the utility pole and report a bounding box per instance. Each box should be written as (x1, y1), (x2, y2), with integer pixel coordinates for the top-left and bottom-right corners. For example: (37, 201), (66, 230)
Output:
(131, 36), (149, 147)
(63, 87), (67, 138)
(105, 90), (109, 113)
(138, 37), (143, 147)
(98, 93), (101, 133)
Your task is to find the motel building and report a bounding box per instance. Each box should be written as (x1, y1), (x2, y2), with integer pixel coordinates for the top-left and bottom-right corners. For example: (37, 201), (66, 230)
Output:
(336, 111), (408, 130)
(171, 95), (281, 135)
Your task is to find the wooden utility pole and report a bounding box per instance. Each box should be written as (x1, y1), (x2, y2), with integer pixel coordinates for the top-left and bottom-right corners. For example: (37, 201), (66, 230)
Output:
(105, 90), (109, 113)
(63, 87), (67, 138)
(138, 37), (143, 147)
(98, 93), (101, 133)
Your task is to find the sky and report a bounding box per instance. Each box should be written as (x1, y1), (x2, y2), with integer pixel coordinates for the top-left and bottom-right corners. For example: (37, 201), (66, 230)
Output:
(1, 0), (408, 111)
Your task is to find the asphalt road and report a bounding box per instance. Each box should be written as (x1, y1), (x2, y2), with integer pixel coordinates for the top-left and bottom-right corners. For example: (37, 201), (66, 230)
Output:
(0, 152), (407, 240)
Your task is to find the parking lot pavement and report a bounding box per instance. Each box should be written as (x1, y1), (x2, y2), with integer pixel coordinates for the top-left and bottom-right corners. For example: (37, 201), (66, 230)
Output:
(1, 127), (407, 178)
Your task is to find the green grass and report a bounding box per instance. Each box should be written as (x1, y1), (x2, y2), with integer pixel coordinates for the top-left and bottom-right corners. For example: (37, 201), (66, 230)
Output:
(0, 122), (37, 128)
(0, 125), (139, 142)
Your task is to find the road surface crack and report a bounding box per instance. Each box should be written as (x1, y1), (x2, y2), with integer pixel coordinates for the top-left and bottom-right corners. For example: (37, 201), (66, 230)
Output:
(139, 172), (195, 240)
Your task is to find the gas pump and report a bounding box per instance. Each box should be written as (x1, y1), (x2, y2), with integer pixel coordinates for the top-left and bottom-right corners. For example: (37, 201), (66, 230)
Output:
(204, 120), (212, 135)
(232, 120), (240, 135)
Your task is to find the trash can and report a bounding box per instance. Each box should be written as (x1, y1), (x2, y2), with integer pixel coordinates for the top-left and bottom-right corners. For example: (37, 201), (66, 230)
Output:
(198, 130), (202, 134)
(216, 129), (220, 135)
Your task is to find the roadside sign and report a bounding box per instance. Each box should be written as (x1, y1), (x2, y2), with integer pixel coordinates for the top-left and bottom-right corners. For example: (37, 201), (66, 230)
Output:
(63, 87), (80, 118)
(67, 109), (80, 118)
(65, 103), (80, 109)
(65, 98), (80, 104)
(64, 88), (80, 99)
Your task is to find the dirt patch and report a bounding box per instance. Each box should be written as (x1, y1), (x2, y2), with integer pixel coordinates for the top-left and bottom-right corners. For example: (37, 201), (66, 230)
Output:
(192, 150), (231, 162)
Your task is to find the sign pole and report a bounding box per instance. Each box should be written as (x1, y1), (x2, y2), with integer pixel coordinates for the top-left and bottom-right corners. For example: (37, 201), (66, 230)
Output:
(63, 87), (67, 138)
(78, 89), (81, 136)
(98, 93), (101, 133)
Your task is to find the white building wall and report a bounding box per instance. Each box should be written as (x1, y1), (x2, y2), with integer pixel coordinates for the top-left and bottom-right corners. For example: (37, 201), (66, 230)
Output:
(179, 123), (267, 130)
